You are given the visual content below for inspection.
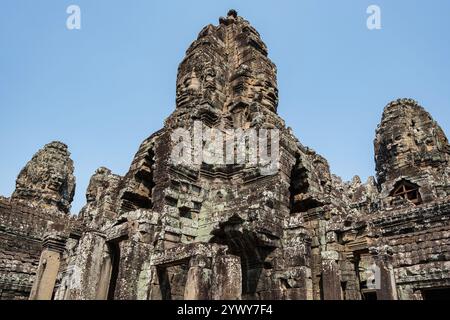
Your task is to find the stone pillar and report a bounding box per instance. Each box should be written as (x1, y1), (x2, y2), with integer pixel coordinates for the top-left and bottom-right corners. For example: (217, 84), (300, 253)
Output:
(212, 254), (242, 300)
(371, 246), (397, 300)
(95, 245), (113, 300)
(283, 266), (313, 300)
(343, 253), (362, 300)
(58, 232), (108, 300)
(281, 228), (313, 300)
(149, 266), (164, 300)
(30, 232), (67, 300)
(184, 255), (212, 300)
(321, 250), (342, 300)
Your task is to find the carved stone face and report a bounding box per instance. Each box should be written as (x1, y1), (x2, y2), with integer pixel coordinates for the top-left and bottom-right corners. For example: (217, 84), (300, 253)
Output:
(47, 174), (64, 193)
(85, 168), (115, 204)
(185, 71), (201, 92)
(375, 100), (450, 192)
(176, 72), (198, 109)
(86, 183), (98, 203)
(12, 141), (75, 213)
(177, 71), (200, 99)
(202, 67), (217, 91)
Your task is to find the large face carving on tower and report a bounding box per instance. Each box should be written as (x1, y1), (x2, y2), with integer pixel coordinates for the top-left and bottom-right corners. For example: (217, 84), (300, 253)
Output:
(175, 10), (279, 118)
(176, 33), (227, 111)
(12, 141), (76, 213)
(374, 99), (450, 201)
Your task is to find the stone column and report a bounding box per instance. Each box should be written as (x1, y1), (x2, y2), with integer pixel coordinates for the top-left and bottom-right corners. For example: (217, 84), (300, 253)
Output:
(30, 232), (67, 300)
(184, 255), (212, 300)
(371, 246), (397, 300)
(212, 254), (242, 300)
(343, 252), (362, 300)
(149, 266), (164, 300)
(95, 245), (113, 300)
(58, 232), (108, 300)
(321, 250), (342, 300)
(281, 227), (313, 300)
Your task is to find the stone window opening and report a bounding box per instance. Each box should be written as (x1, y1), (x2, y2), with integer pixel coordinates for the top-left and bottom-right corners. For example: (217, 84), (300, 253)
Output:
(390, 179), (422, 205)
(192, 201), (202, 212)
(179, 207), (192, 219)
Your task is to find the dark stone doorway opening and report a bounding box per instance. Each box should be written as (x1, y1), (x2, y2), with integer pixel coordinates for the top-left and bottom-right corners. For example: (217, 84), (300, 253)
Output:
(210, 224), (274, 299)
(422, 287), (450, 300)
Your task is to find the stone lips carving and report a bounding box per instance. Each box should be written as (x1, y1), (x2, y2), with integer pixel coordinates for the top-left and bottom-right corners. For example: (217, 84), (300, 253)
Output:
(1, 10), (450, 301)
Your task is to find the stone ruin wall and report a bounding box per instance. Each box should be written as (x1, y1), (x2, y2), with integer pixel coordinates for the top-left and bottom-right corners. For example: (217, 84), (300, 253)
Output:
(0, 141), (78, 300)
(0, 198), (42, 300)
(0, 11), (450, 301)
(0, 197), (78, 300)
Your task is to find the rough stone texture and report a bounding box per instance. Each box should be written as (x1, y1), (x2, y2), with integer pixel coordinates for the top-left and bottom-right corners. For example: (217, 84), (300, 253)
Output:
(0, 142), (78, 299)
(1, 11), (450, 300)
(79, 167), (121, 228)
(12, 141), (76, 214)
(374, 99), (450, 210)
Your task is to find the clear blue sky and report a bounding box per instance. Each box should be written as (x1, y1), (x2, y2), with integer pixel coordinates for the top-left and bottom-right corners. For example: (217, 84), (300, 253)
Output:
(1, 0), (449, 214)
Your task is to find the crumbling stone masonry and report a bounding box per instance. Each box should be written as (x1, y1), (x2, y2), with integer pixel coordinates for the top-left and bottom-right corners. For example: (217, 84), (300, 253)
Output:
(1, 10), (449, 300)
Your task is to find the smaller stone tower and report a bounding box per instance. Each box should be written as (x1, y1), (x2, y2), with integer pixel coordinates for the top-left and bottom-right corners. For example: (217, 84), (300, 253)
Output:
(12, 141), (76, 213)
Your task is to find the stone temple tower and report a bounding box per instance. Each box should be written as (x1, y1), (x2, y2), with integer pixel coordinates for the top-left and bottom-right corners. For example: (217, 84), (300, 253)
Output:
(49, 10), (332, 300)
(374, 99), (450, 204)
(1, 11), (450, 301)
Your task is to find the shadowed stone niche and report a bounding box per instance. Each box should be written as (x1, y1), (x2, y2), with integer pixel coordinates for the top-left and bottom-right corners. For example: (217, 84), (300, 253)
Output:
(149, 243), (241, 300)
